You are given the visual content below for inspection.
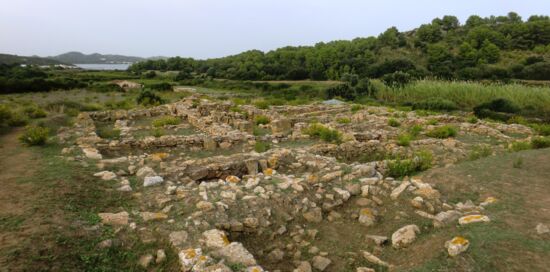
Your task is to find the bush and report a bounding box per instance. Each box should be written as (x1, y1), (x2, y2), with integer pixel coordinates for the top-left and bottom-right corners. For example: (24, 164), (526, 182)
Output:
(411, 98), (458, 111)
(382, 71), (413, 89)
(426, 119), (439, 125)
(473, 98), (520, 121)
(303, 123), (342, 144)
(0, 105), (13, 126)
(532, 124), (550, 136)
(97, 127), (121, 139)
(387, 150), (433, 178)
(531, 137), (550, 149)
(397, 133), (412, 146)
(152, 116), (181, 127)
(426, 125), (458, 138)
(336, 117), (351, 124)
(23, 105), (47, 119)
(136, 90), (164, 106)
(19, 125), (49, 145)
(388, 118), (401, 127)
(409, 124), (423, 137)
(254, 115), (270, 125)
(350, 104), (363, 113)
(254, 100), (270, 109)
(152, 128), (165, 138)
(254, 141), (271, 153)
(508, 141), (532, 152)
(467, 116), (479, 124)
(7, 112), (28, 127)
(147, 82), (173, 91)
(468, 145), (493, 160)
(89, 83), (124, 93)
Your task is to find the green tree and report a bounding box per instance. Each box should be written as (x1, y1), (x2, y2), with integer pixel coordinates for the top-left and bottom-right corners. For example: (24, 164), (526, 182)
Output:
(457, 42), (478, 67)
(427, 43), (454, 78)
(479, 40), (501, 63)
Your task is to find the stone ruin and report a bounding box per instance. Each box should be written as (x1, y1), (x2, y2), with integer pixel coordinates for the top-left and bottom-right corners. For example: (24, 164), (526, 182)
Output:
(59, 95), (535, 271)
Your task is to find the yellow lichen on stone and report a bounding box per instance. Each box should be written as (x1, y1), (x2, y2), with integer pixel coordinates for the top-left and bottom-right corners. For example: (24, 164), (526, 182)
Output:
(221, 234), (230, 245)
(184, 248), (196, 258)
(451, 236), (469, 246)
(151, 152), (169, 161)
(225, 175), (241, 183)
(263, 168), (274, 176)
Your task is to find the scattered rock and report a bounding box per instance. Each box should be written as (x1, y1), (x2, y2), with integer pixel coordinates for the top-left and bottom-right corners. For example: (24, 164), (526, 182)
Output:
(458, 215), (490, 225)
(303, 208), (323, 223)
(98, 211), (129, 226)
(536, 223), (549, 235)
(214, 242), (257, 266)
(138, 254), (154, 268)
(144, 176), (164, 187)
(311, 256), (331, 271)
(156, 249), (167, 263)
(94, 171), (116, 181)
(391, 224), (420, 249)
(445, 236), (470, 257)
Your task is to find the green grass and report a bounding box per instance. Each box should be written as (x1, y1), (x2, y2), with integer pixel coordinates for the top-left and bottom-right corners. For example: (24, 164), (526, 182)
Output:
(8, 141), (178, 271)
(254, 115), (270, 125)
(303, 123), (343, 144)
(374, 79), (550, 120)
(468, 144), (493, 161)
(426, 125), (458, 138)
(388, 118), (401, 127)
(531, 136), (550, 149)
(397, 133), (412, 146)
(152, 116), (181, 127)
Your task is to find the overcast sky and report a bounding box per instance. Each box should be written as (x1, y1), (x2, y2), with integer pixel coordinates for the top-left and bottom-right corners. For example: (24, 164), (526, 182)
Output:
(1, 0), (549, 59)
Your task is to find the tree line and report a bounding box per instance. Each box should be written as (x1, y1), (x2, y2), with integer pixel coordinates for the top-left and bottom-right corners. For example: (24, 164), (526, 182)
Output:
(129, 12), (550, 81)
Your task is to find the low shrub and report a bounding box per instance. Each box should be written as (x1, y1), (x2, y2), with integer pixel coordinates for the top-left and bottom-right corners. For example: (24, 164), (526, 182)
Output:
(382, 71), (413, 89)
(426, 119), (439, 125)
(468, 145), (493, 160)
(513, 157), (524, 168)
(254, 100), (270, 109)
(409, 125), (423, 137)
(532, 124), (550, 136)
(152, 116), (181, 127)
(531, 137), (550, 149)
(7, 112), (28, 127)
(336, 117), (351, 124)
(96, 127), (121, 139)
(388, 118), (401, 127)
(254, 115), (270, 125)
(152, 128), (165, 138)
(467, 116), (479, 124)
(254, 141), (271, 153)
(411, 98), (458, 111)
(23, 105), (47, 119)
(397, 133), (412, 146)
(19, 125), (49, 146)
(0, 105), (12, 126)
(350, 104), (363, 113)
(147, 82), (173, 91)
(136, 90), (164, 106)
(508, 141), (532, 152)
(387, 150), (433, 178)
(426, 125), (457, 138)
(473, 98), (520, 121)
(89, 83), (124, 93)
(303, 123), (342, 144)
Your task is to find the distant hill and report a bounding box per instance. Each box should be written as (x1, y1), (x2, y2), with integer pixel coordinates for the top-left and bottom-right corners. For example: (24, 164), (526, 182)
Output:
(49, 51), (145, 64)
(0, 53), (67, 66)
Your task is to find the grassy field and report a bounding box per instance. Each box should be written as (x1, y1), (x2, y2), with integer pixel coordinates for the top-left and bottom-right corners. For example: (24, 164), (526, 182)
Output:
(373, 80), (550, 119)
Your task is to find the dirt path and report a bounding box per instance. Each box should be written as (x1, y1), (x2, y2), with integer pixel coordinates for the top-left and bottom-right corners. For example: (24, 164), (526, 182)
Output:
(0, 130), (73, 271)
(0, 130), (48, 270)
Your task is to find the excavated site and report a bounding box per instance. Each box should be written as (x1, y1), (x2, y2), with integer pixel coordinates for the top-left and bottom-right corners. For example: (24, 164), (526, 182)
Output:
(58, 95), (535, 272)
